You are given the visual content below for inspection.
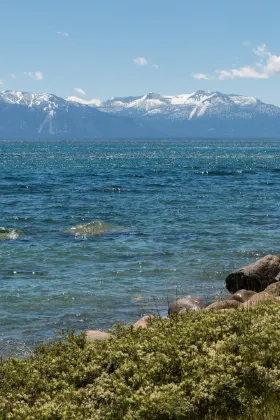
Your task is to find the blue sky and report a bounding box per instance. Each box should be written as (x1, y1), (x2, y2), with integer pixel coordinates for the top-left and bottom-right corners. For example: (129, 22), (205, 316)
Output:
(2, 0), (280, 105)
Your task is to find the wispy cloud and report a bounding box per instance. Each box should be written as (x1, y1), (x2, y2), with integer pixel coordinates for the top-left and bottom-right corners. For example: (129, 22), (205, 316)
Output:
(253, 43), (268, 57)
(9, 73), (16, 78)
(74, 87), (87, 96)
(25, 71), (44, 81)
(216, 67), (268, 80)
(0, 80), (3, 85)
(152, 64), (159, 69)
(193, 73), (211, 80)
(133, 57), (148, 66)
(57, 31), (69, 37)
(242, 40), (251, 47)
(193, 44), (280, 80)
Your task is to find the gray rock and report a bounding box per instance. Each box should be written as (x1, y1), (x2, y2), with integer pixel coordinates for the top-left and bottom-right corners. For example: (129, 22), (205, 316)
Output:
(241, 292), (279, 309)
(133, 315), (155, 330)
(204, 299), (241, 311)
(228, 289), (256, 303)
(225, 255), (280, 293)
(275, 272), (280, 282)
(85, 330), (113, 342)
(168, 297), (203, 315)
(264, 281), (280, 296)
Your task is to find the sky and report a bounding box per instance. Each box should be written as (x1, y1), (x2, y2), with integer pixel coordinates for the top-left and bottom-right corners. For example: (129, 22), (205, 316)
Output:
(2, 0), (280, 105)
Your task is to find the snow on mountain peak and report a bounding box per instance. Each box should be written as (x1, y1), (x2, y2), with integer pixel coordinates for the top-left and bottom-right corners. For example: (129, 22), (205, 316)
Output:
(0, 88), (279, 139)
(93, 90), (273, 121)
(0, 90), (63, 109)
(66, 96), (101, 106)
(63, 90), (262, 115)
(0, 89), (272, 123)
(165, 93), (195, 105)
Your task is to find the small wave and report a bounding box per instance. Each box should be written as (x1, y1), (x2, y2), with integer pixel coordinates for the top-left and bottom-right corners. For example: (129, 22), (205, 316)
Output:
(197, 170), (248, 176)
(90, 186), (136, 193)
(65, 221), (124, 237)
(0, 227), (20, 240)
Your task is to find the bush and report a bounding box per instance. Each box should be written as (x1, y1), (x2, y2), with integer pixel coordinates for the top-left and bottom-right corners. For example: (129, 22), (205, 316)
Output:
(1, 305), (280, 419)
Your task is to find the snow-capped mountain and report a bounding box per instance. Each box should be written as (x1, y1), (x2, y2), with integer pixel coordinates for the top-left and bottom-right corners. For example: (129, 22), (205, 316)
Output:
(68, 90), (280, 138)
(0, 90), (152, 140)
(0, 90), (68, 110)
(66, 95), (102, 106)
(1, 89), (280, 139)
(67, 90), (279, 121)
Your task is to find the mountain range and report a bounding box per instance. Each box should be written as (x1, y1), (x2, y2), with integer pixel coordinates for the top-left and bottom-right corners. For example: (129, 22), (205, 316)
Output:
(1, 90), (280, 140)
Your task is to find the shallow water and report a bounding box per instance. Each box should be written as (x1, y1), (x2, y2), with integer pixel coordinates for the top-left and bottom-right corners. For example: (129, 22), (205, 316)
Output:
(1, 139), (280, 355)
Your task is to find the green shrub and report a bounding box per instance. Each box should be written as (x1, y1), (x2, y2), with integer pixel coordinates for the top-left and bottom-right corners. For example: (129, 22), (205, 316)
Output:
(1, 305), (280, 419)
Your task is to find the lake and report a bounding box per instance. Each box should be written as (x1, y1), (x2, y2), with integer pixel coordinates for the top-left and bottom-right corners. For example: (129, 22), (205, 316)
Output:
(1, 139), (280, 355)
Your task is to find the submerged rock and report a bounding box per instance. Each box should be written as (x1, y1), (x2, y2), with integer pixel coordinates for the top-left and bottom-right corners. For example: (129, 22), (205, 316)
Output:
(168, 297), (203, 315)
(225, 255), (280, 293)
(65, 221), (122, 237)
(241, 292), (279, 309)
(0, 227), (20, 240)
(228, 289), (256, 303)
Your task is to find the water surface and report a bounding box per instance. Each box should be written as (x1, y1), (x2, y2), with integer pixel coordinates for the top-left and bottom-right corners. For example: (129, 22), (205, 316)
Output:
(1, 139), (280, 354)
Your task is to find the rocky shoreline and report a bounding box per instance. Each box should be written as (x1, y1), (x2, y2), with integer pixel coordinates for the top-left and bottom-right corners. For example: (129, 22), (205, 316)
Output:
(85, 254), (280, 342)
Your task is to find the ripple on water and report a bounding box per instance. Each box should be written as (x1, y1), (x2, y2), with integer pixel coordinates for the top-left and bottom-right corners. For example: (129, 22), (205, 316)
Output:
(2, 139), (280, 354)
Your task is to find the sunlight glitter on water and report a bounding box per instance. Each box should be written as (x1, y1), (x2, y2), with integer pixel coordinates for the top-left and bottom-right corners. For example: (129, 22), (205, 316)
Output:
(1, 139), (280, 352)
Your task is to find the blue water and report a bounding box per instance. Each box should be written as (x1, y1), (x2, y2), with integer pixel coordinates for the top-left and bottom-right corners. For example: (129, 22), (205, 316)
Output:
(1, 139), (280, 354)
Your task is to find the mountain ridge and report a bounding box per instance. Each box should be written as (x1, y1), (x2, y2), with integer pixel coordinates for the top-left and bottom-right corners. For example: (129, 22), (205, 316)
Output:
(1, 89), (280, 139)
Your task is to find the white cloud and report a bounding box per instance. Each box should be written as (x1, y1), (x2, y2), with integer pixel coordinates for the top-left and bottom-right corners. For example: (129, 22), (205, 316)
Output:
(242, 40), (251, 47)
(74, 87), (87, 96)
(193, 43), (280, 81)
(133, 57), (148, 66)
(253, 43), (268, 57)
(9, 73), (16, 78)
(265, 54), (280, 75)
(152, 64), (159, 69)
(57, 31), (69, 37)
(25, 71), (44, 80)
(216, 66), (268, 80)
(193, 73), (211, 80)
(0, 80), (3, 85)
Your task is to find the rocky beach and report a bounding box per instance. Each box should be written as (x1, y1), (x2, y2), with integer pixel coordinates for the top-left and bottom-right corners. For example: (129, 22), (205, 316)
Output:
(1, 254), (280, 419)
(85, 254), (280, 341)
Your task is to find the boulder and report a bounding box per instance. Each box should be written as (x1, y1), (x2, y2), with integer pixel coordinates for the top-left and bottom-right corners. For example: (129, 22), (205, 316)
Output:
(204, 299), (241, 311)
(241, 292), (279, 309)
(275, 272), (280, 282)
(264, 282), (280, 296)
(168, 297), (203, 315)
(133, 315), (155, 330)
(225, 255), (280, 293)
(228, 289), (256, 303)
(85, 330), (113, 342)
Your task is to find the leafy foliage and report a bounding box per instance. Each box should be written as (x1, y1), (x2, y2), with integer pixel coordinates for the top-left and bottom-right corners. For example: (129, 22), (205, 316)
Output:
(1, 305), (280, 419)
